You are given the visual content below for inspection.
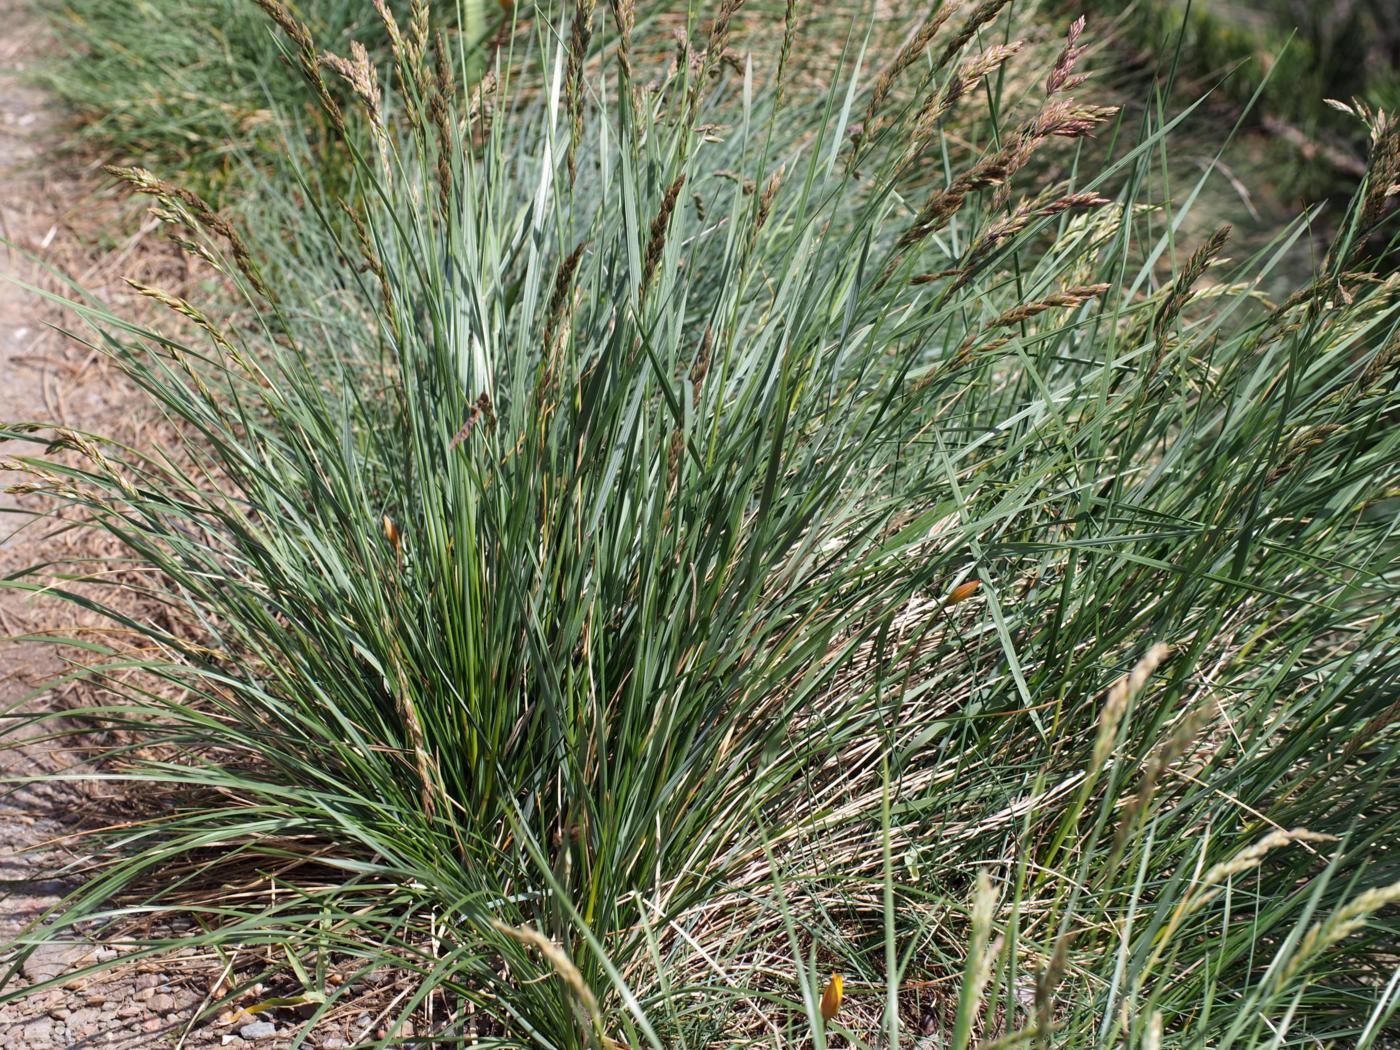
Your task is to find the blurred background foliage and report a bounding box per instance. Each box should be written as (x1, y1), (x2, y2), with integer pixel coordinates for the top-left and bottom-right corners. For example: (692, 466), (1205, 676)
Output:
(39, 0), (1399, 226)
(1086, 0), (1400, 221)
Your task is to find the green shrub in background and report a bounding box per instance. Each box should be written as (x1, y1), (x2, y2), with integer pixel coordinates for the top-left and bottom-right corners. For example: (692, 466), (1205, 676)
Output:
(3, 1), (1399, 1046)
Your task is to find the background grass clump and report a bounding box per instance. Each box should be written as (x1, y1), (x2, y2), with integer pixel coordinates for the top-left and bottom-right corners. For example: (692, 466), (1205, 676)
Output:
(35, 0), (503, 196)
(3, 1), (1400, 1046)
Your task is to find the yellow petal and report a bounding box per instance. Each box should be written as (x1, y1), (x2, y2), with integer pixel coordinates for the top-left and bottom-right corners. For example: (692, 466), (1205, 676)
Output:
(948, 579), (980, 604)
(819, 974), (843, 1023)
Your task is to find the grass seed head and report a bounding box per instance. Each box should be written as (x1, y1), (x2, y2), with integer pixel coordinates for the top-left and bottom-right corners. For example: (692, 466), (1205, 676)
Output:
(566, 0), (599, 185)
(986, 283), (1110, 330)
(1092, 643), (1170, 774)
(936, 0), (1013, 71)
(642, 173), (687, 295)
(861, 0), (961, 138)
(1045, 15), (1088, 95)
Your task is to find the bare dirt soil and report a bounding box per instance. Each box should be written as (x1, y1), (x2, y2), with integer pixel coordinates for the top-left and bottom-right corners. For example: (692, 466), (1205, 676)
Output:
(0, 9), (215, 1047)
(0, 5), (379, 1047)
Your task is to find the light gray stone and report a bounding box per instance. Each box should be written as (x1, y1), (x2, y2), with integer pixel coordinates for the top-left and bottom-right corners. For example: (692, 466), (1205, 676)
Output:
(20, 942), (92, 983)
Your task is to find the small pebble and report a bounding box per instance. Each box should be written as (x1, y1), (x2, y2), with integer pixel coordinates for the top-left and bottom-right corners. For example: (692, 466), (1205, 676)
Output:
(240, 1019), (278, 1040)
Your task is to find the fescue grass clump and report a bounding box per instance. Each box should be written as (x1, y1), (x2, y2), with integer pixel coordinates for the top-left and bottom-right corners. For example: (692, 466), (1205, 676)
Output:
(4, 1), (1400, 1045)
